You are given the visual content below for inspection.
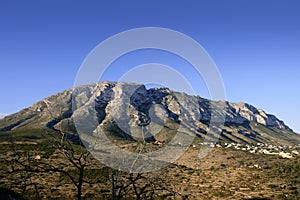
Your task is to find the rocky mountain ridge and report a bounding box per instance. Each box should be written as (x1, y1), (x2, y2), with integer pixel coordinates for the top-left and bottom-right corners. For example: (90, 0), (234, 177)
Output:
(0, 82), (299, 146)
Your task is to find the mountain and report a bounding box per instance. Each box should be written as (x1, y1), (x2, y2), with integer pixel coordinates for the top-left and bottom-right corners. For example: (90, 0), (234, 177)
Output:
(0, 81), (299, 146)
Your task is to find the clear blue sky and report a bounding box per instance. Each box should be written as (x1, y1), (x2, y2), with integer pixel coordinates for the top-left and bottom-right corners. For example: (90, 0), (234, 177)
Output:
(0, 0), (299, 133)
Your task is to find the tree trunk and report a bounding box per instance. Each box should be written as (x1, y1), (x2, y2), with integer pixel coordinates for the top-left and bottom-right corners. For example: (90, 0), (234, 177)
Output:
(112, 173), (116, 200)
(77, 168), (84, 200)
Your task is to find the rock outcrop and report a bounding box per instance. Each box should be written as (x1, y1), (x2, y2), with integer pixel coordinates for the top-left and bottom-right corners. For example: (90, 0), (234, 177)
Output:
(0, 82), (298, 146)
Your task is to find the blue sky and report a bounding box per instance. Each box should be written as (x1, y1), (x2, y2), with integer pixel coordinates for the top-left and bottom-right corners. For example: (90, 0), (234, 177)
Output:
(0, 0), (299, 133)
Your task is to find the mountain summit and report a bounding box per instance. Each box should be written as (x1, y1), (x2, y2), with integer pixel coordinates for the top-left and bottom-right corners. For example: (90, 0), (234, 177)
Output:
(0, 82), (299, 146)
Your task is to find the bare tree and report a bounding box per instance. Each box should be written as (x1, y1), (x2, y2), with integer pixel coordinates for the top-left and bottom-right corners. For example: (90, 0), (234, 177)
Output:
(9, 149), (41, 200)
(7, 95), (90, 200)
(9, 133), (89, 200)
(50, 132), (90, 200)
(107, 126), (184, 200)
(107, 165), (188, 200)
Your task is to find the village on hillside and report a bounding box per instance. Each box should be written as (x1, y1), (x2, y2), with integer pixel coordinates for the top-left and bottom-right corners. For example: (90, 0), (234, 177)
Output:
(197, 141), (300, 159)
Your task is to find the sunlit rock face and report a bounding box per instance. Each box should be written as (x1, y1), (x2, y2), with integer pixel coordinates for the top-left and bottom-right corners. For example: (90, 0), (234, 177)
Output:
(0, 81), (297, 146)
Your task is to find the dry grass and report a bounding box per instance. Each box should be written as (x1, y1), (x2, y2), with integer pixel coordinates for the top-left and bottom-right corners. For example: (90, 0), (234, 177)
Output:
(0, 139), (299, 200)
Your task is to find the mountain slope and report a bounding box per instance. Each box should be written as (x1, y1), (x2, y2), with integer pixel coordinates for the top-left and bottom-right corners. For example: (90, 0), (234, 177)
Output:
(0, 113), (6, 119)
(0, 82), (299, 146)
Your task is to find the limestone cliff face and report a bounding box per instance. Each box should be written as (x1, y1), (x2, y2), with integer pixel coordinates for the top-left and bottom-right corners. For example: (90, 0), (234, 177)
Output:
(224, 102), (291, 130)
(0, 82), (297, 145)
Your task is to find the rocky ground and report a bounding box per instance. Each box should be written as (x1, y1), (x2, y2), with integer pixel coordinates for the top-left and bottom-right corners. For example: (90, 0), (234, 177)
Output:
(0, 135), (299, 200)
